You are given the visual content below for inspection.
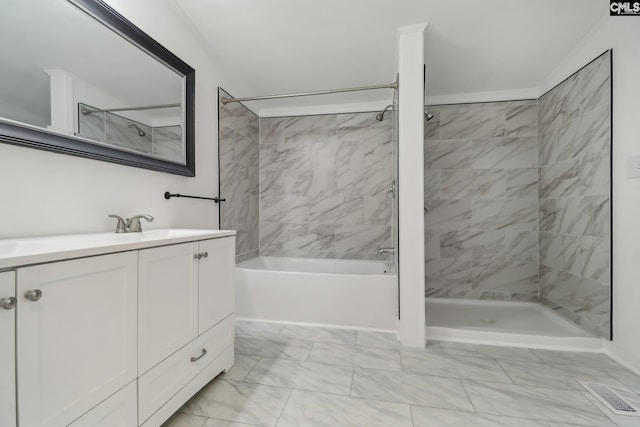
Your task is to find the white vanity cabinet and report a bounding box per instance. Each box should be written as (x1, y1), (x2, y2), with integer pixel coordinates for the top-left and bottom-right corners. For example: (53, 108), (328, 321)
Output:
(16, 252), (138, 427)
(138, 242), (199, 374)
(68, 381), (137, 427)
(0, 271), (16, 427)
(137, 237), (235, 425)
(0, 229), (235, 427)
(198, 238), (235, 333)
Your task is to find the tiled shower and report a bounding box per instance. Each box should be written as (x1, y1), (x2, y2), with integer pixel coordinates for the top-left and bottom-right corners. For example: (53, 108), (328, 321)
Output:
(258, 113), (393, 260)
(538, 51), (611, 338)
(424, 100), (540, 302)
(219, 87), (394, 263)
(218, 89), (259, 263)
(219, 50), (611, 339)
(78, 102), (183, 163)
(424, 51), (611, 338)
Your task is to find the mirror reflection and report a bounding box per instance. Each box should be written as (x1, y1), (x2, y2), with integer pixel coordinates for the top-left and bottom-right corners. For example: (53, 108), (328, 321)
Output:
(0, 0), (185, 164)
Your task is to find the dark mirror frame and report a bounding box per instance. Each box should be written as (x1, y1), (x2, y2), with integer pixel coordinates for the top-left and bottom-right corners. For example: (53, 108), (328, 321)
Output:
(0, 0), (195, 176)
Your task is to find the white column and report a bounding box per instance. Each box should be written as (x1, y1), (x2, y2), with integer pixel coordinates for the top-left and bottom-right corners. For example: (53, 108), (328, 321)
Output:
(397, 23), (427, 347)
(44, 69), (75, 135)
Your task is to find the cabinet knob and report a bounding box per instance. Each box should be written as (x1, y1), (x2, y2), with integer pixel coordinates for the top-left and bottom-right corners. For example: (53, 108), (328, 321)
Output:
(190, 348), (207, 362)
(194, 253), (201, 260)
(203, 252), (208, 258)
(0, 297), (16, 310)
(24, 289), (43, 302)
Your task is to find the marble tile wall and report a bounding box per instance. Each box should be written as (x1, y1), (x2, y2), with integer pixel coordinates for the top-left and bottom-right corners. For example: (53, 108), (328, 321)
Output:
(78, 102), (183, 163)
(538, 51), (611, 338)
(218, 89), (260, 263)
(152, 125), (183, 163)
(259, 112), (393, 259)
(424, 100), (540, 301)
(78, 103), (152, 154)
(105, 112), (153, 153)
(77, 104), (107, 142)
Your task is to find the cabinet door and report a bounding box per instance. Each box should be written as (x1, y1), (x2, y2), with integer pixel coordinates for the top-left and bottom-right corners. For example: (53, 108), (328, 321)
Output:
(17, 252), (137, 427)
(139, 242), (199, 374)
(0, 271), (16, 427)
(198, 237), (235, 333)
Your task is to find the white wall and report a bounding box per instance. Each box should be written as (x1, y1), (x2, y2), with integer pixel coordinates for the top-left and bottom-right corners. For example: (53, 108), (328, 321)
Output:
(0, 0), (239, 239)
(540, 17), (640, 371)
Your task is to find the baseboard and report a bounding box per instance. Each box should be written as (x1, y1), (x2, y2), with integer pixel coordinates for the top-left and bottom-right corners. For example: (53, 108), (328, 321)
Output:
(604, 341), (640, 375)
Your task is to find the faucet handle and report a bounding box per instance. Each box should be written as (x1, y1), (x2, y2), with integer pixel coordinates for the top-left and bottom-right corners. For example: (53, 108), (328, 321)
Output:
(126, 214), (154, 232)
(108, 214), (127, 233)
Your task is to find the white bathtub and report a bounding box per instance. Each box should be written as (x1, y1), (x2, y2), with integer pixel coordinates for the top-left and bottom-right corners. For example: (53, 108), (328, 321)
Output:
(236, 257), (398, 330)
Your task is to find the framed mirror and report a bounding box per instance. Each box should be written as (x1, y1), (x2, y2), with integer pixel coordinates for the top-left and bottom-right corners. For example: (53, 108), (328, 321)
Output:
(0, 0), (195, 176)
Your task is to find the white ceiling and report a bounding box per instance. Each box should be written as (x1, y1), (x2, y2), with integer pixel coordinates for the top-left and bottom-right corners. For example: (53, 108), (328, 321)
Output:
(174, 0), (604, 114)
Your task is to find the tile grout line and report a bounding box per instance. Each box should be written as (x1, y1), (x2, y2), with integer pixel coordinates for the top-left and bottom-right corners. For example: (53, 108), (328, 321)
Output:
(225, 376), (479, 411)
(241, 356), (263, 382)
(237, 332), (355, 348)
(274, 323), (286, 338)
(206, 415), (264, 427)
(272, 387), (295, 427)
(409, 404), (416, 427)
(459, 378), (478, 413)
(348, 367), (355, 396)
(494, 358), (517, 385)
(305, 341), (316, 361)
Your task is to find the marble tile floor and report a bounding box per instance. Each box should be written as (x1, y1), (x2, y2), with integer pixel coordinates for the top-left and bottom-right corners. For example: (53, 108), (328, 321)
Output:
(163, 320), (640, 427)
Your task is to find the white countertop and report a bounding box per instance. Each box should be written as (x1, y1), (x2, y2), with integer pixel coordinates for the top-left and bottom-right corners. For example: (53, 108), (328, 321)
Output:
(0, 229), (236, 270)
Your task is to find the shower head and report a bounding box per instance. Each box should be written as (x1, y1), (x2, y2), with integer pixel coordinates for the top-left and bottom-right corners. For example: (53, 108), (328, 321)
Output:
(376, 104), (396, 121)
(425, 110), (434, 122)
(128, 123), (146, 137)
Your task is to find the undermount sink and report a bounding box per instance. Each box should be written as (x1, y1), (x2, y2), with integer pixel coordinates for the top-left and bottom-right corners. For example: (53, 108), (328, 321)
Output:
(0, 229), (235, 269)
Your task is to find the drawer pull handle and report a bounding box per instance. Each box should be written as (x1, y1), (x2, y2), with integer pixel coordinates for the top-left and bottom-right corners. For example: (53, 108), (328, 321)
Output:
(24, 289), (42, 302)
(190, 348), (207, 362)
(1, 297), (16, 310)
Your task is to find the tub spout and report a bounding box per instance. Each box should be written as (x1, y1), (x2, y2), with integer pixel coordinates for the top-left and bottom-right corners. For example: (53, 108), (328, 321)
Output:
(377, 248), (395, 255)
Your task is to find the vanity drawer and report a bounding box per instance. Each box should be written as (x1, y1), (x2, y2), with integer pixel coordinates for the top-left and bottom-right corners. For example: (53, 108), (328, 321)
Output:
(138, 315), (234, 424)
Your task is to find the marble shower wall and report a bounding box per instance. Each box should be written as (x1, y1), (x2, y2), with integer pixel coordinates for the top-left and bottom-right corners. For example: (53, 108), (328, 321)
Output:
(538, 51), (611, 338)
(78, 103), (183, 163)
(424, 100), (540, 301)
(259, 113), (393, 259)
(151, 125), (183, 163)
(218, 89), (259, 263)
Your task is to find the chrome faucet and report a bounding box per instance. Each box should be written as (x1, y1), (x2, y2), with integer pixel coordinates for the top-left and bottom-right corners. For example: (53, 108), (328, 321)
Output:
(127, 214), (154, 232)
(108, 214), (127, 233)
(109, 214), (154, 233)
(377, 248), (396, 255)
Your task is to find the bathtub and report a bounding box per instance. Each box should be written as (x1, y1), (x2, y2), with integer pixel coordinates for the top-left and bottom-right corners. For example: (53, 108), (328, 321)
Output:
(235, 257), (398, 330)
